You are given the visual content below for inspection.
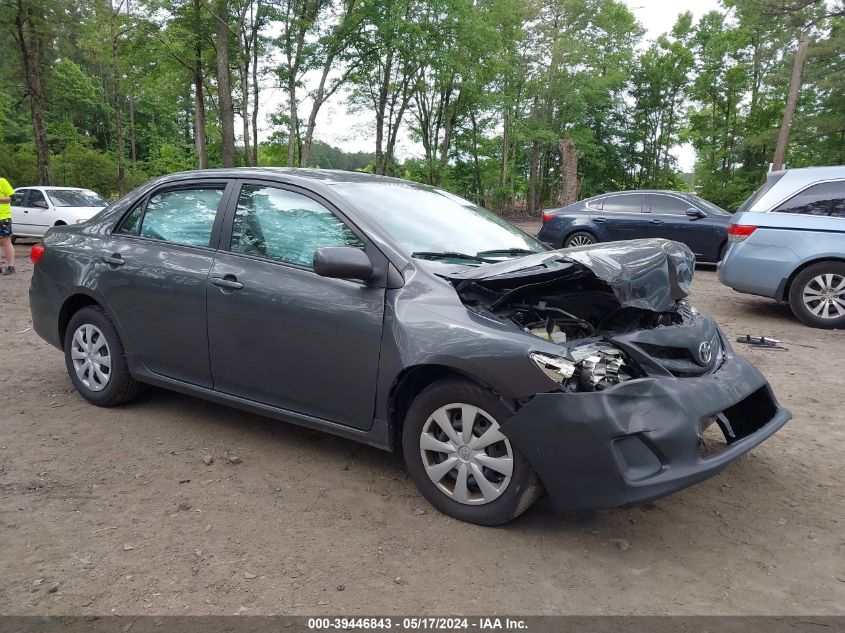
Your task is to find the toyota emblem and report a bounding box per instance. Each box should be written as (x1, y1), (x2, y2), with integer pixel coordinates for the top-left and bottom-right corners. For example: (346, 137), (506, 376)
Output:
(698, 341), (713, 365)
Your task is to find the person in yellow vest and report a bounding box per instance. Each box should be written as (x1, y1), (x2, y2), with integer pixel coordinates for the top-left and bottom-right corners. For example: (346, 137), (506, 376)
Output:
(0, 177), (14, 275)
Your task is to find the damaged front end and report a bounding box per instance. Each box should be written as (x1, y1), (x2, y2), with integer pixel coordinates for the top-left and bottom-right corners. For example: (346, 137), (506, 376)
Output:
(441, 238), (790, 512)
(445, 239), (709, 392)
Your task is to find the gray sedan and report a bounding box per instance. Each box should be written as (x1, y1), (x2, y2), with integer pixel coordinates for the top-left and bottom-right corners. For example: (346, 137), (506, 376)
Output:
(29, 169), (790, 525)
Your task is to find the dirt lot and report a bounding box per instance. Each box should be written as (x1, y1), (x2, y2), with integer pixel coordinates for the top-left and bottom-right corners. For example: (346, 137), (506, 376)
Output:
(1, 235), (844, 616)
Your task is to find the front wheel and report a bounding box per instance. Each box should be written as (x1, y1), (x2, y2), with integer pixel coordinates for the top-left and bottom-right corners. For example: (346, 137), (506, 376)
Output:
(402, 379), (541, 525)
(564, 231), (597, 248)
(789, 262), (845, 329)
(64, 306), (141, 406)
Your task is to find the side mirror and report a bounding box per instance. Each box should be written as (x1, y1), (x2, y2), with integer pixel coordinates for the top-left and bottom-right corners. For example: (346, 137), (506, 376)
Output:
(313, 246), (373, 281)
(686, 208), (706, 219)
(32, 200), (49, 209)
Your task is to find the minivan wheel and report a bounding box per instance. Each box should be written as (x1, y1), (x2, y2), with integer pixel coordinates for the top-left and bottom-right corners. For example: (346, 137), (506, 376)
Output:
(64, 306), (141, 406)
(564, 231), (596, 248)
(789, 262), (845, 329)
(402, 379), (541, 525)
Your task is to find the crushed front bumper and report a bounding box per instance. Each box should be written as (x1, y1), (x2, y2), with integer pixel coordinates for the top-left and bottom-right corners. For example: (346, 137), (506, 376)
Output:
(500, 344), (790, 513)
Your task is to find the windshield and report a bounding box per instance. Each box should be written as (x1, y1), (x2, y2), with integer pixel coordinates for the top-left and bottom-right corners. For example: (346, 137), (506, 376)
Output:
(47, 189), (107, 207)
(333, 181), (547, 263)
(690, 195), (730, 215)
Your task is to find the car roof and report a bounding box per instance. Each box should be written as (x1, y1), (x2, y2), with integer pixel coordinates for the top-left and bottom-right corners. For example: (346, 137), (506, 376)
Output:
(14, 186), (93, 191)
(747, 165), (845, 213)
(583, 190), (693, 199)
(159, 167), (422, 188)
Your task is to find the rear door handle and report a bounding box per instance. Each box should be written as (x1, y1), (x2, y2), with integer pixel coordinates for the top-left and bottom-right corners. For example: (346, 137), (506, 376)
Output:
(650, 219), (664, 225)
(102, 254), (124, 266)
(593, 217), (606, 223)
(210, 276), (244, 291)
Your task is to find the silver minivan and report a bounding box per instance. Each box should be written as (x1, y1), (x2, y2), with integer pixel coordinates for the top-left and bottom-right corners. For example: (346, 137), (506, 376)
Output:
(718, 165), (845, 328)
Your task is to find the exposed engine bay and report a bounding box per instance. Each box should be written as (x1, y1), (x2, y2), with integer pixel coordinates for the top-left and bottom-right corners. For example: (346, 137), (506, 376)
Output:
(442, 239), (701, 393)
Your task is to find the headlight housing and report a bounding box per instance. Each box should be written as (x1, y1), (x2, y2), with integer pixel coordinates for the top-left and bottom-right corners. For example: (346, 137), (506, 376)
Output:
(531, 343), (638, 392)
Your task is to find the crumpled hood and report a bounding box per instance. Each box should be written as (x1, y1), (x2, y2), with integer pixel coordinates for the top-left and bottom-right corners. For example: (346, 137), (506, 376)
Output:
(443, 238), (695, 312)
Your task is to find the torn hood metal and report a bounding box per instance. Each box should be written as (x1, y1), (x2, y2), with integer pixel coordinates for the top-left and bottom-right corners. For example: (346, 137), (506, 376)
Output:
(442, 238), (695, 312)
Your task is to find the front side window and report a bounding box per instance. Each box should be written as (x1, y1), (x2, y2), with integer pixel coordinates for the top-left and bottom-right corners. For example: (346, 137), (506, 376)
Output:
(647, 194), (686, 214)
(28, 190), (47, 207)
(230, 185), (363, 268)
(603, 194), (642, 213)
(138, 188), (223, 247)
(117, 201), (144, 236)
(773, 181), (845, 218)
(10, 190), (27, 206)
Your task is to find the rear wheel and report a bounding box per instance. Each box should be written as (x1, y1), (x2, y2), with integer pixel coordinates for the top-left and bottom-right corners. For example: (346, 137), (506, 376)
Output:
(402, 379), (541, 525)
(564, 231), (597, 248)
(789, 261), (845, 329)
(64, 306), (141, 406)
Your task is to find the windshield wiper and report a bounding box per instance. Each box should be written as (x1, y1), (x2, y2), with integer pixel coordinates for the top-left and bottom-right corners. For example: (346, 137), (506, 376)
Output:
(412, 251), (497, 263)
(475, 248), (541, 257)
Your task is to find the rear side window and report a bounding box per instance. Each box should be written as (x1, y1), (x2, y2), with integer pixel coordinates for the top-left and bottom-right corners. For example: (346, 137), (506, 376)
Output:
(230, 185), (363, 268)
(585, 197), (604, 210)
(116, 188), (224, 246)
(773, 181), (845, 217)
(603, 194), (642, 213)
(10, 191), (26, 206)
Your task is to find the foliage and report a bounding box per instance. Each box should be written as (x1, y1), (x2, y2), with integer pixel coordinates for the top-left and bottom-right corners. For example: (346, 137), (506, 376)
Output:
(0, 0), (842, 210)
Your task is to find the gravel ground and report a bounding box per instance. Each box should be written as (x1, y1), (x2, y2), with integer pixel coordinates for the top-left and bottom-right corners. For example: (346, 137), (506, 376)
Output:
(1, 236), (843, 616)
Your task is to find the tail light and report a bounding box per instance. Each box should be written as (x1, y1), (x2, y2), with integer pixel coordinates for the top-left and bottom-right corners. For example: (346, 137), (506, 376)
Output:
(30, 243), (45, 265)
(541, 211), (556, 223)
(728, 225), (757, 243)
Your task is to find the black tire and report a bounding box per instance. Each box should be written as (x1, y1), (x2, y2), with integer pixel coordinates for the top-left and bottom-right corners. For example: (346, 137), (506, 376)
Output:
(64, 306), (141, 406)
(717, 242), (727, 263)
(402, 379), (542, 526)
(564, 231), (597, 248)
(788, 261), (845, 329)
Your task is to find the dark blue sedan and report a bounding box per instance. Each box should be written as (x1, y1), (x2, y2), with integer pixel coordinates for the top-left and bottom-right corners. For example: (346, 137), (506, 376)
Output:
(538, 190), (732, 263)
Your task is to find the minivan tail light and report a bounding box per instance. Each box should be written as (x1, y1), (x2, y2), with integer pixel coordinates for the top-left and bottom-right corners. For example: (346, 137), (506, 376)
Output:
(541, 211), (556, 223)
(728, 225), (757, 242)
(30, 243), (45, 265)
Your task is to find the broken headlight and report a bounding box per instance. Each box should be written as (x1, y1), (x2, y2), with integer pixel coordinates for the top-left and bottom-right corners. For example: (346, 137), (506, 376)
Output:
(530, 343), (637, 392)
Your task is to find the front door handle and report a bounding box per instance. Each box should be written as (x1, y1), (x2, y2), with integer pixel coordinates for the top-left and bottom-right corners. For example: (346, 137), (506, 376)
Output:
(650, 219), (664, 225)
(210, 276), (244, 291)
(593, 217), (606, 223)
(102, 254), (124, 267)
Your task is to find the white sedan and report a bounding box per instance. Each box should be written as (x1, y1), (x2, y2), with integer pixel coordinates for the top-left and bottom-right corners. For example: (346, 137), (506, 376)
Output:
(10, 186), (108, 241)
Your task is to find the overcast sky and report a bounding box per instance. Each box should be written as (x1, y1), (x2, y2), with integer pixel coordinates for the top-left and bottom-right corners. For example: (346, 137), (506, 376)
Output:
(260, 0), (724, 172)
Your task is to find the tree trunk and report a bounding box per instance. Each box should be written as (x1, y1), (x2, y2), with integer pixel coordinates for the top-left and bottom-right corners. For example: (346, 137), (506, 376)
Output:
(110, 0), (126, 195)
(216, 0), (236, 168)
(558, 137), (579, 206)
(773, 35), (809, 171)
(131, 93), (139, 163)
(286, 76), (298, 167)
(301, 57), (334, 167)
(193, 0), (208, 168)
(240, 59), (252, 166)
(528, 140), (540, 214)
(250, 2), (259, 166)
(15, 0), (52, 185)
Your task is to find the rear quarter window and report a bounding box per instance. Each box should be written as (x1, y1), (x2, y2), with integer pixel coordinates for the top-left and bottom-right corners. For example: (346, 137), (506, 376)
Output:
(773, 181), (845, 217)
